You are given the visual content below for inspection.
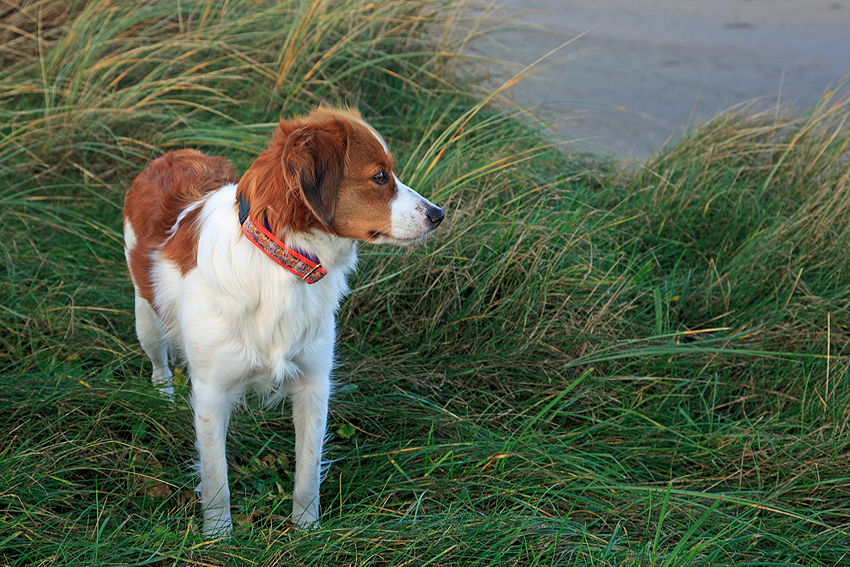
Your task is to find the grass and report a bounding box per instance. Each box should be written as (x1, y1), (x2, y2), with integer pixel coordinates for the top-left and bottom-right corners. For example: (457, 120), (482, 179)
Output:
(1, 0), (849, 565)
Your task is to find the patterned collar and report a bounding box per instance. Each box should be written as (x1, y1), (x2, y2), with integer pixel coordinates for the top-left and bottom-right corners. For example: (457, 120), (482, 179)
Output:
(237, 193), (327, 284)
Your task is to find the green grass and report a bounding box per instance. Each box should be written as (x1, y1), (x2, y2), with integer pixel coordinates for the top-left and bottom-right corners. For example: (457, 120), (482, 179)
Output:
(2, 0), (849, 565)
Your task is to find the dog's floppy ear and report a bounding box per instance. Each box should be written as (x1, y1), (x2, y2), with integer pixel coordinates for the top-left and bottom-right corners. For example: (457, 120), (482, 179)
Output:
(282, 120), (348, 227)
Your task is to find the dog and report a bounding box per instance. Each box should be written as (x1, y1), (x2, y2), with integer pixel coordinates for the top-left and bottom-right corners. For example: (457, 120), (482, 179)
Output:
(122, 106), (443, 536)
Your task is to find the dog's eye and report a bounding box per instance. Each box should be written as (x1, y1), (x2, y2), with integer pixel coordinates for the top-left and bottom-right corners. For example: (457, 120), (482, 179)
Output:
(372, 172), (388, 185)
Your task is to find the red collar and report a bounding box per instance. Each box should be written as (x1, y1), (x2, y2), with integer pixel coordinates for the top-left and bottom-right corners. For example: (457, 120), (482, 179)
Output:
(238, 194), (327, 284)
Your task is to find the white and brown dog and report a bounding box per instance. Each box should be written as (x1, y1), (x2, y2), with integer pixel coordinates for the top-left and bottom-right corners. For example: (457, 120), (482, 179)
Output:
(123, 106), (443, 536)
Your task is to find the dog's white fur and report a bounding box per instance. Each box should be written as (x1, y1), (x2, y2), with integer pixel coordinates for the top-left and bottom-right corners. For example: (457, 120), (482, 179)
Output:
(123, 107), (442, 536)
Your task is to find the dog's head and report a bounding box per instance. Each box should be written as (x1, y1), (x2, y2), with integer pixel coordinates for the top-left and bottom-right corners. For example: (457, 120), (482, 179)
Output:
(237, 106), (443, 244)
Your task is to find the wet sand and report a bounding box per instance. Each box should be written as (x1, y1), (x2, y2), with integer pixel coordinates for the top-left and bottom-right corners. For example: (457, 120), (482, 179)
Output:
(482, 0), (850, 159)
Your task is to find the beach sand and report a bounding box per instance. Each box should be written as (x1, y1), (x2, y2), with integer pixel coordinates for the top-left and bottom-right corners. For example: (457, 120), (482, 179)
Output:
(481, 0), (850, 159)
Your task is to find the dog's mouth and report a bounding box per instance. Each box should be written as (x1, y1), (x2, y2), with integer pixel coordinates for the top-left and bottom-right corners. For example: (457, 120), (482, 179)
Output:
(367, 230), (423, 245)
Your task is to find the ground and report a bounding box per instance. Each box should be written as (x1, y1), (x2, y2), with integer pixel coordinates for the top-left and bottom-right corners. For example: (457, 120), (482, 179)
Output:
(480, 0), (850, 158)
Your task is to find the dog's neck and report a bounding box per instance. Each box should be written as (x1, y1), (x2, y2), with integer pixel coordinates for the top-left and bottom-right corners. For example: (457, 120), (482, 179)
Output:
(237, 193), (356, 283)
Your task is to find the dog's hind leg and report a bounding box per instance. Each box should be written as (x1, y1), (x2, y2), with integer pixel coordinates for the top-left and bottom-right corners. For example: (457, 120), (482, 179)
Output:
(135, 296), (174, 397)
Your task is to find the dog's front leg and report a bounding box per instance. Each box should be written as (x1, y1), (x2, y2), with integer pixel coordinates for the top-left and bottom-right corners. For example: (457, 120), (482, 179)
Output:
(290, 368), (330, 528)
(192, 380), (234, 537)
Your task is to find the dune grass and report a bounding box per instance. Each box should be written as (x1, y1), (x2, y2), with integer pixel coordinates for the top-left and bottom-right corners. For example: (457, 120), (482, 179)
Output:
(1, 0), (849, 565)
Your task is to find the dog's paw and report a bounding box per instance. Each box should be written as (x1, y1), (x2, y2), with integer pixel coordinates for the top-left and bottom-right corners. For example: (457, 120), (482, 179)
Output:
(202, 516), (233, 540)
(152, 368), (175, 400)
(291, 503), (320, 530)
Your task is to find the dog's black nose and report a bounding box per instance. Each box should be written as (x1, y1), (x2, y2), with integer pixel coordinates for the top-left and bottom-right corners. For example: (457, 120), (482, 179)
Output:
(426, 205), (444, 228)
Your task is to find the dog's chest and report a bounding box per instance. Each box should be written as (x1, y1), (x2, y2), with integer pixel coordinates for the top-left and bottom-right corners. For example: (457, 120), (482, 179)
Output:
(249, 279), (336, 356)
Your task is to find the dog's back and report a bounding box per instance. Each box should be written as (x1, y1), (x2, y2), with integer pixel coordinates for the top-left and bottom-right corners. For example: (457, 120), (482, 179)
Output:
(123, 149), (239, 304)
